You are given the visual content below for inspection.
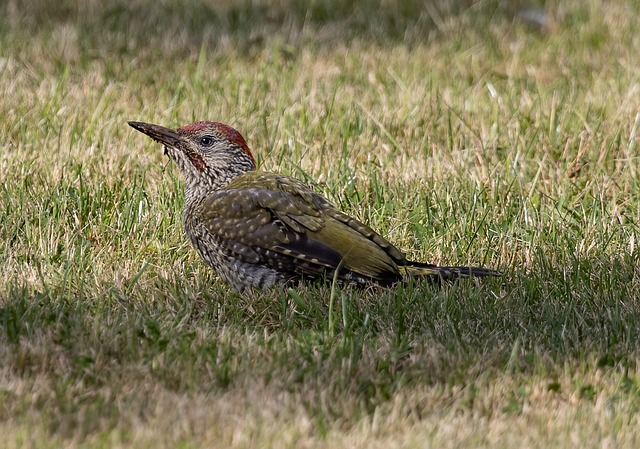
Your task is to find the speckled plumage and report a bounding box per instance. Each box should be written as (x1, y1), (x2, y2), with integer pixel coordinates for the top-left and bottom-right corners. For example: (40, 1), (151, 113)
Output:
(128, 120), (500, 293)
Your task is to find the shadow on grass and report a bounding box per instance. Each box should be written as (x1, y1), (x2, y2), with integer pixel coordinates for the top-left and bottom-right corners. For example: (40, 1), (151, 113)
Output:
(2, 250), (639, 436)
(2, 249), (640, 385)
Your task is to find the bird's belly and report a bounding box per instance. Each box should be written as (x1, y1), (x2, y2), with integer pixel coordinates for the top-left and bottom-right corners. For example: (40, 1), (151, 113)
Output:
(215, 255), (283, 292)
(188, 232), (284, 292)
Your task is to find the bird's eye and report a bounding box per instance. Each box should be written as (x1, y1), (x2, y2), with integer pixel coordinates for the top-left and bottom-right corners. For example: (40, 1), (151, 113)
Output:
(200, 136), (213, 146)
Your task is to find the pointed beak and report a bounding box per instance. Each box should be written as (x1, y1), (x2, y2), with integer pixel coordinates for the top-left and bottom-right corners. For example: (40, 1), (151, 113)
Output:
(128, 121), (182, 148)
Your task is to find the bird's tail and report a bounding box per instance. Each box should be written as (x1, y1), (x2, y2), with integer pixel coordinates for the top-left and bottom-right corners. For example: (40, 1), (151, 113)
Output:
(401, 261), (501, 280)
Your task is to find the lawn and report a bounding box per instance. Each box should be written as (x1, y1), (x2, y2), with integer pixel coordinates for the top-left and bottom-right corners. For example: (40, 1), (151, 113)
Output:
(2, 0), (640, 447)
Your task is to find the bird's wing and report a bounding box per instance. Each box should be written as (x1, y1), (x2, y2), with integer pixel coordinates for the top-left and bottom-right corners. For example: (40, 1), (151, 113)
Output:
(196, 173), (404, 284)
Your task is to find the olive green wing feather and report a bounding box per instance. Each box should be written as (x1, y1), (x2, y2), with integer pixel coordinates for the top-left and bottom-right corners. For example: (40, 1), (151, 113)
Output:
(196, 173), (405, 284)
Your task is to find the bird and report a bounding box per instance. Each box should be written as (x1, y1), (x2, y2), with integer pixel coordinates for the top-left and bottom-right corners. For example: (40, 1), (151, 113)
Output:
(128, 120), (501, 293)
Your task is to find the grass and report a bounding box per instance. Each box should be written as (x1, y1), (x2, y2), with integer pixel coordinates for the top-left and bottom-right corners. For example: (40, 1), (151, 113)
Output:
(2, 0), (640, 447)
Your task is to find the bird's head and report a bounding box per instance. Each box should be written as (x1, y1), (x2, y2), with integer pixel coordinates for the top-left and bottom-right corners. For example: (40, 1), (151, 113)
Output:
(128, 120), (256, 194)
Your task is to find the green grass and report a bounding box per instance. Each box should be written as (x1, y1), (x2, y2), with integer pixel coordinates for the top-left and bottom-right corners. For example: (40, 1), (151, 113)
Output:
(2, 0), (640, 447)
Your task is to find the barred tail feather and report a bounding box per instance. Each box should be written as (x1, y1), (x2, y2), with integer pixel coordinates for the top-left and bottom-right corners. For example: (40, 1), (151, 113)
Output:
(402, 262), (501, 280)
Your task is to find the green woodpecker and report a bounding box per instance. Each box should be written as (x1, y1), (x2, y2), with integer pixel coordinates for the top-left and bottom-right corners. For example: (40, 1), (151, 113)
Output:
(129, 121), (500, 293)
